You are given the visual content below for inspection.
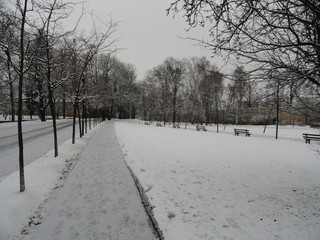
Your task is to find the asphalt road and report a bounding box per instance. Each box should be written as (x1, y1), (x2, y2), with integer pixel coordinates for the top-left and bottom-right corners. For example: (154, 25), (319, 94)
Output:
(0, 119), (77, 179)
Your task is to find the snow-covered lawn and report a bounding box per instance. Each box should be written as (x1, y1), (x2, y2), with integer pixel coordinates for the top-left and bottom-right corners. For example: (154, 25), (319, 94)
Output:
(115, 120), (320, 240)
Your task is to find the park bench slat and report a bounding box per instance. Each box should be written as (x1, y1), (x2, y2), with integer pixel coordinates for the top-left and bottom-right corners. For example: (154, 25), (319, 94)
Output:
(303, 133), (320, 143)
(196, 125), (207, 131)
(234, 128), (251, 137)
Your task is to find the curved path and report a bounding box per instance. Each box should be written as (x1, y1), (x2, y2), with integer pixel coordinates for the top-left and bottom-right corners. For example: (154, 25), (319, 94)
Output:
(25, 121), (157, 240)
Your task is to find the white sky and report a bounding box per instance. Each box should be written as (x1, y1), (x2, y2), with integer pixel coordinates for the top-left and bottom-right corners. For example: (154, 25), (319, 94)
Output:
(74, 0), (232, 80)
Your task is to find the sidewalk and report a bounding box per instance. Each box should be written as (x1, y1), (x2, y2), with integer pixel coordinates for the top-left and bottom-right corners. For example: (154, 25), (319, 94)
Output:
(25, 121), (158, 240)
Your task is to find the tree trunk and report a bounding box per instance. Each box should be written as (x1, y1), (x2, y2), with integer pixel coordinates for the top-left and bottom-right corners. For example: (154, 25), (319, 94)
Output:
(9, 76), (15, 122)
(275, 82), (280, 140)
(49, 87), (58, 156)
(77, 102), (82, 137)
(72, 102), (77, 144)
(82, 101), (85, 134)
(37, 80), (46, 121)
(38, 107), (46, 121)
(56, 103), (59, 119)
(235, 103), (239, 125)
(172, 92), (177, 123)
(205, 102), (210, 125)
(45, 25), (58, 156)
(263, 106), (274, 134)
(37, 75), (46, 121)
(62, 91), (66, 119)
(18, 0), (28, 193)
(216, 101), (219, 133)
(107, 105), (112, 120)
(6, 53), (15, 122)
(83, 100), (87, 134)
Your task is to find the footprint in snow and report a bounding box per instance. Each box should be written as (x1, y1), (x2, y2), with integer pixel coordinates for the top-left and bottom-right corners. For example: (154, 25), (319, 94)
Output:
(168, 212), (175, 219)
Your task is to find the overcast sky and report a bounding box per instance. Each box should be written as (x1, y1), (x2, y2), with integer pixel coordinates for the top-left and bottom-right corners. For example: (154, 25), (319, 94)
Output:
(73, 0), (231, 80)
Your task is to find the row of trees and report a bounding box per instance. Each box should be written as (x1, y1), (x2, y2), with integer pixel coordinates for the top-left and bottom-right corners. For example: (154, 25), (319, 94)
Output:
(138, 56), (259, 130)
(0, 0), (139, 192)
(138, 55), (320, 134)
(139, 57), (224, 127)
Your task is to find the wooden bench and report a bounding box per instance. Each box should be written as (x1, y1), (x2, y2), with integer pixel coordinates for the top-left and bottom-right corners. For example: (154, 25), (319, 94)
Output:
(303, 133), (320, 143)
(196, 125), (207, 131)
(234, 128), (251, 137)
(173, 123), (180, 128)
(156, 122), (162, 127)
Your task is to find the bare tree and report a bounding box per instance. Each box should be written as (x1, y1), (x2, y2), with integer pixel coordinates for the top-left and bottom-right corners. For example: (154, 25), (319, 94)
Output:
(17, 0), (31, 192)
(185, 57), (205, 124)
(229, 66), (250, 124)
(139, 56), (225, 127)
(163, 58), (186, 124)
(180, 59), (201, 128)
(67, 17), (118, 143)
(114, 62), (138, 119)
(97, 53), (117, 120)
(143, 65), (171, 124)
(142, 58), (186, 124)
(0, 4), (18, 122)
(167, 0), (320, 112)
(98, 57), (138, 119)
(0, 0), (39, 191)
(32, 0), (80, 156)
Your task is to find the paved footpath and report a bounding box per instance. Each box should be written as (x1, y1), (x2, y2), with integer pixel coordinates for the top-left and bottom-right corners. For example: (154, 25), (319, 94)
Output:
(26, 121), (157, 240)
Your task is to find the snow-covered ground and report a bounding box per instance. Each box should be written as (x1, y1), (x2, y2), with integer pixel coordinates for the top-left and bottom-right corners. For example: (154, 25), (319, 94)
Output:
(0, 123), (95, 239)
(20, 121), (157, 240)
(115, 120), (320, 240)
(1, 119), (319, 240)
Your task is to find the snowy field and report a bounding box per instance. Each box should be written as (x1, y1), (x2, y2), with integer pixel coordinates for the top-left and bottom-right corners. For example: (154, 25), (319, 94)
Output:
(1, 119), (319, 240)
(115, 120), (320, 240)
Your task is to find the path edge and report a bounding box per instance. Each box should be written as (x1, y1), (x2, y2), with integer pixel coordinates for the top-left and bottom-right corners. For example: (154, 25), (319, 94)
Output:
(123, 159), (165, 240)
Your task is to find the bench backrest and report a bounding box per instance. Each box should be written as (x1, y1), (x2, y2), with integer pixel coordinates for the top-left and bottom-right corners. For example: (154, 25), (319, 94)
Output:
(303, 133), (320, 137)
(234, 129), (249, 132)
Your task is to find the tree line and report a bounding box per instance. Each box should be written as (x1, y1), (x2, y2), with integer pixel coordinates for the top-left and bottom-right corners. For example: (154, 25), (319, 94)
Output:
(138, 56), (320, 131)
(166, 0), (320, 126)
(0, 0), (138, 192)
